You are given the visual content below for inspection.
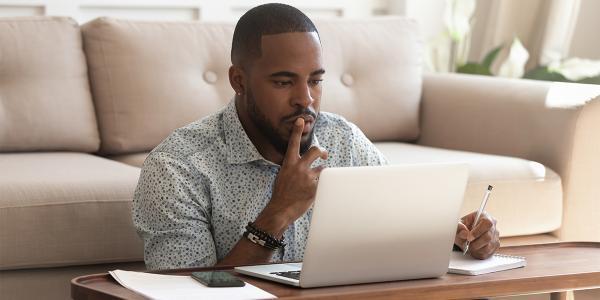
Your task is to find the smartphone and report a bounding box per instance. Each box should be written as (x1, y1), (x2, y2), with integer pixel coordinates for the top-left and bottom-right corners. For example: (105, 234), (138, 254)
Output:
(191, 271), (246, 287)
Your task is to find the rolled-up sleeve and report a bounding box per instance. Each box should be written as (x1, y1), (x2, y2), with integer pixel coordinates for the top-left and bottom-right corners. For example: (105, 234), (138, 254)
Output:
(132, 151), (216, 270)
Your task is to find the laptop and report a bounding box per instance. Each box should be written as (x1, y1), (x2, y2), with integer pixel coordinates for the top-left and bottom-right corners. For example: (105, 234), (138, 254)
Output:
(234, 163), (469, 288)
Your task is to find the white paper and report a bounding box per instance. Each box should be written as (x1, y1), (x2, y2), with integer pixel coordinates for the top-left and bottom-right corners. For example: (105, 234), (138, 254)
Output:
(109, 269), (276, 300)
(448, 252), (526, 275)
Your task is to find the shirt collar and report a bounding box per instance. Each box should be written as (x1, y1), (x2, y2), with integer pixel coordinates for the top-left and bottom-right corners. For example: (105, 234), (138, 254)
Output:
(223, 99), (320, 165)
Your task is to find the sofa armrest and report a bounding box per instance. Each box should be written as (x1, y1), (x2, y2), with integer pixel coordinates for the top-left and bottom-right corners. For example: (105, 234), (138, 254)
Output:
(418, 73), (600, 242)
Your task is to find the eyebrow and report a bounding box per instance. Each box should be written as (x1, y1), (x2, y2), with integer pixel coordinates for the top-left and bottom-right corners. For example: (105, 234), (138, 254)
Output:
(269, 68), (326, 78)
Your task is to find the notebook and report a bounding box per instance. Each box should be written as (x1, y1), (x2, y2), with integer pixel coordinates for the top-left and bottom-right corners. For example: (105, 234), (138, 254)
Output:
(448, 252), (527, 275)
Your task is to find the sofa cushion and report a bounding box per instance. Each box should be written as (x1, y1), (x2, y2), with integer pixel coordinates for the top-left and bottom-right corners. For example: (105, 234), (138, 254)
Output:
(375, 142), (562, 237)
(82, 17), (422, 155)
(500, 234), (560, 247)
(0, 17), (100, 152)
(109, 152), (149, 168)
(82, 18), (235, 155)
(0, 153), (142, 270)
(0, 261), (146, 300)
(317, 17), (423, 142)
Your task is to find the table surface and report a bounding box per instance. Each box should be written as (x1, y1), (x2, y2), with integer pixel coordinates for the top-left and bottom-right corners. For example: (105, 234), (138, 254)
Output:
(71, 242), (600, 300)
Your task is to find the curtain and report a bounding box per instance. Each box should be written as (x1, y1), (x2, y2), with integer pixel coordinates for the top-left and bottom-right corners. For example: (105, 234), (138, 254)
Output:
(469, 0), (581, 71)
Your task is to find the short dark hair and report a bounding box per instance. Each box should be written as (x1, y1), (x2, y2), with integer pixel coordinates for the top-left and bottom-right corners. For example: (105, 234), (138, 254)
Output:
(231, 3), (319, 67)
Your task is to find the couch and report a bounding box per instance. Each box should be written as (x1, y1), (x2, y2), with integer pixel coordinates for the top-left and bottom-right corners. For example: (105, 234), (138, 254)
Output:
(1, 16), (599, 300)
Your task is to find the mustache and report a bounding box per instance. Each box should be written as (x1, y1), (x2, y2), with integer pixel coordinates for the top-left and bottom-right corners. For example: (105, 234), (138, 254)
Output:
(283, 109), (317, 122)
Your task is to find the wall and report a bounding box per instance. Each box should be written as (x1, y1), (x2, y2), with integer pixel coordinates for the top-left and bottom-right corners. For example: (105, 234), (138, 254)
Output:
(387, 0), (445, 41)
(1, 0), (596, 62)
(0, 0), (389, 23)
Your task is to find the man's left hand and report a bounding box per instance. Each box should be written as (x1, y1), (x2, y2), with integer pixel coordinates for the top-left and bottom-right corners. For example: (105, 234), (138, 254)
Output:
(455, 211), (500, 259)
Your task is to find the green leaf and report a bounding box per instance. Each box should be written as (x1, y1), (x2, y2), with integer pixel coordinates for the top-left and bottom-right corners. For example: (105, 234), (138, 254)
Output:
(482, 45), (503, 69)
(577, 75), (600, 85)
(456, 63), (492, 76)
(523, 66), (569, 82)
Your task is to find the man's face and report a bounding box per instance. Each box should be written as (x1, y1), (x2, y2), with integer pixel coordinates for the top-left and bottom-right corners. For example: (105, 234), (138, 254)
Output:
(244, 32), (324, 155)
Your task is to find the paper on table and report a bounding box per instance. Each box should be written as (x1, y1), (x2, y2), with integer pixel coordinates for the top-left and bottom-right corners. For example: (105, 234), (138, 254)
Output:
(448, 252), (526, 275)
(109, 269), (276, 300)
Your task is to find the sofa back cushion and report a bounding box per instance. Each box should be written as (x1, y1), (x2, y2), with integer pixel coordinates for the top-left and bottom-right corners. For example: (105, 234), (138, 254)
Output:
(317, 18), (422, 142)
(82, 17), (422, 155)
(82, 18), (235, 155)
(0, 17), (100, 152)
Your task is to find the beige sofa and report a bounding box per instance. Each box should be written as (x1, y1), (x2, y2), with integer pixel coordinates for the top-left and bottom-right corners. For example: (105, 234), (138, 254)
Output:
(1, 16), (599, 300)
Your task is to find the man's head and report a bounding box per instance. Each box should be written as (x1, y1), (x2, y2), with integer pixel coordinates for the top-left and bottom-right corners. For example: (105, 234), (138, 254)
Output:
(229, 3), (324, 156)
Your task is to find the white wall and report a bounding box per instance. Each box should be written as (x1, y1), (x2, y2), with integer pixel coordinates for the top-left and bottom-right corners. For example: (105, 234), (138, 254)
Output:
(0, 0), (389, 23)
(386, 0), (446, 41)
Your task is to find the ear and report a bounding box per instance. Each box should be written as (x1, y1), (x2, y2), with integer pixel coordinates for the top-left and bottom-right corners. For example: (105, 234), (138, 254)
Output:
(229, 65), (246, 96)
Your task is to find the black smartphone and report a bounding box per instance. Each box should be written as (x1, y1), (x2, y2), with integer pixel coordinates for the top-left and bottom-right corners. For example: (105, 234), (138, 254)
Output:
(191, 271), (246, 287)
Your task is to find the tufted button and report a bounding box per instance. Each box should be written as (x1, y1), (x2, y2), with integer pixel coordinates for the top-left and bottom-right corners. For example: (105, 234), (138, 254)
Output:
(341, 73), (354, 86)
(203, 71), (218, 84)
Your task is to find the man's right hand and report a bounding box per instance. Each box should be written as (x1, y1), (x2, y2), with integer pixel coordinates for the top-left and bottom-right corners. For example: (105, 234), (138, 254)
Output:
(253, 118), (328, 238)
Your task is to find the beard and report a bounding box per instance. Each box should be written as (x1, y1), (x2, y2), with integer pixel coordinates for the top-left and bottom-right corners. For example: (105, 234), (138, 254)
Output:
(246, 88), (317, 155)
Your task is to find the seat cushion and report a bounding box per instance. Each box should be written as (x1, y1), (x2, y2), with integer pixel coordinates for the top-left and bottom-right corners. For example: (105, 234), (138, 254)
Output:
(0, 261), (145, 300)
(500, 234), (560, 247)
(375, 142), (563, 237)
(0, 153), (143, 270)
(0, 17), (100, 152)
(109, 152), (149, 168)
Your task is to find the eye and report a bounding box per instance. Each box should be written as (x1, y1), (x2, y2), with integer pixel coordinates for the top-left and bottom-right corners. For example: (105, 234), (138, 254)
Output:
(273, 80), (292, 87)
(309, 79), (323, 86)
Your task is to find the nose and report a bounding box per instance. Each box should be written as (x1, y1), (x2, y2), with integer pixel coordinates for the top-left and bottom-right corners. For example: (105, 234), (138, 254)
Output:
(291, 82), (314, 108)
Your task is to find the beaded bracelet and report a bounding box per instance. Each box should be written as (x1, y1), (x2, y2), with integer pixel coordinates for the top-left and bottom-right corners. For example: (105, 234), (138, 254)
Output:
(243, 222), (286, 250)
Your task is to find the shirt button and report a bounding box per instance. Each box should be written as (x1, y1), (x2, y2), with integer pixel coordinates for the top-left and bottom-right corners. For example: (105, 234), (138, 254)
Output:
(341, 73), (354, 86)
(203, 71), (218, 84)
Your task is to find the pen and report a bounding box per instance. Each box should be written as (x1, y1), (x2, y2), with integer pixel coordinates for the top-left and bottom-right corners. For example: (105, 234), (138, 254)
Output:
(463, 185), (493, 255)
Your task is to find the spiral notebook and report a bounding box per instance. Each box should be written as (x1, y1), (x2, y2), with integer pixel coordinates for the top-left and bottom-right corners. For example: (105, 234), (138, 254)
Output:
(448, 252), (527, 275)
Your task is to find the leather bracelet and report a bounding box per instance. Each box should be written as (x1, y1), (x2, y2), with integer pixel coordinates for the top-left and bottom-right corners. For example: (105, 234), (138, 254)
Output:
(243, 222), (285, 250)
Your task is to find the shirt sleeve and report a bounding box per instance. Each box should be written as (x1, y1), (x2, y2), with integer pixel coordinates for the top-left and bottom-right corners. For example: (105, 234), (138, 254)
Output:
(348, 122), (389, 167)
(132, 151), (216, 270)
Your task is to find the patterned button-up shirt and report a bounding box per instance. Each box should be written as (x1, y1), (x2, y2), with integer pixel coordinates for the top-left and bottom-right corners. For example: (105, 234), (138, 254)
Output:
(133, 100), (387, 270)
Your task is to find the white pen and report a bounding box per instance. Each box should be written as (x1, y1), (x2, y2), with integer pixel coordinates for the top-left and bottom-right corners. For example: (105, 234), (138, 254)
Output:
(463, 185), (494, 255)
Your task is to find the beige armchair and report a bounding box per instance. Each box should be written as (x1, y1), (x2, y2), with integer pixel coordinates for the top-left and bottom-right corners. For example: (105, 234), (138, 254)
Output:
(419, 73), (600, 242)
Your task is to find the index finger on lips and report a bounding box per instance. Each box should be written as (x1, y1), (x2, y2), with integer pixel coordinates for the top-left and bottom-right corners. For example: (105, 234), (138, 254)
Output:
(285, 118), (304, 163)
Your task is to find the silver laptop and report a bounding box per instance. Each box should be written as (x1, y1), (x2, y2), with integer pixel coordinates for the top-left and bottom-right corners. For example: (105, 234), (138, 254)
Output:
(235, 163), (469, 288)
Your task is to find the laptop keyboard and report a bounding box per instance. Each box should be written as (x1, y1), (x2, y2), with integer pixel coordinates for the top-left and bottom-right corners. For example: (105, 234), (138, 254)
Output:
(271, 270), (301, 280)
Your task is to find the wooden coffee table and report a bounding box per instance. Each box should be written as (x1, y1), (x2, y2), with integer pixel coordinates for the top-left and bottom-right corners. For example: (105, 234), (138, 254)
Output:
(71, 242), (600, 299)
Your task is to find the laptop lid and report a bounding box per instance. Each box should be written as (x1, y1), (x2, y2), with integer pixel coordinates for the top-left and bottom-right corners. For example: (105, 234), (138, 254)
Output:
(299, 163), (468, 287)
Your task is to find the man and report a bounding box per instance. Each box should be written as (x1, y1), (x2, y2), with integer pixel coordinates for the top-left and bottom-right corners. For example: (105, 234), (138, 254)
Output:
(133, 3), (500, 271)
